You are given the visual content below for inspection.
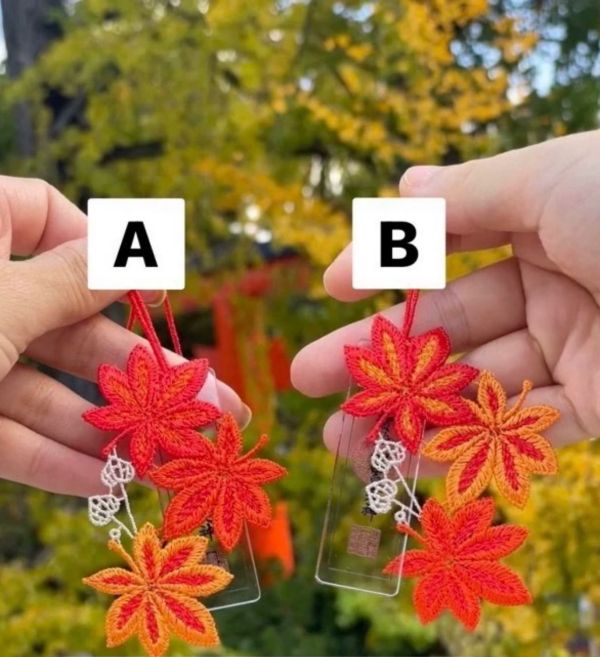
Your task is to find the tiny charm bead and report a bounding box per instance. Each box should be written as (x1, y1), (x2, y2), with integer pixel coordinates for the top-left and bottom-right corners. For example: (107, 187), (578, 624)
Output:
(393, 507), (409, 525)
(108, 527), (122, 543)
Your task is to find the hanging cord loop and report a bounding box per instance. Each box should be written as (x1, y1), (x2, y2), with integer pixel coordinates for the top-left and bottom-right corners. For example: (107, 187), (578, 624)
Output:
(126, 291), (183, 366)
(402, 289), (420, 338)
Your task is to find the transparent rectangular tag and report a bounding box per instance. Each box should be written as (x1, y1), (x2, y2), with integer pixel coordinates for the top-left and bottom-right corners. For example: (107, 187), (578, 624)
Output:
(203, 524), (261, 611)
(315, 398), (421, 596)
(157, 490), (261, 611)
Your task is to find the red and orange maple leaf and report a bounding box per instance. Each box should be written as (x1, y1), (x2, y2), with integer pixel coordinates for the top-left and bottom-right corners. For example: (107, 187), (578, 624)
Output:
(342, 315), (478, 452)
(422, 371), (559, 509)
(83, 523), (232, 657)
(151, 412), (287, 550)
(83, 346), (221, 476)
(384, 498), (531, 630)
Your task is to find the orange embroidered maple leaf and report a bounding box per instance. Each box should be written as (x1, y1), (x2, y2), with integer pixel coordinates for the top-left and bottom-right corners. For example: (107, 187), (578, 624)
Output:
(151, 412), (287, 550)
(83, 346), (221, 476)
(342, 315), (478, 452)
(384, 498), (531, 630)
(83, 523), (232, 657)
(422, 371), (559, 509)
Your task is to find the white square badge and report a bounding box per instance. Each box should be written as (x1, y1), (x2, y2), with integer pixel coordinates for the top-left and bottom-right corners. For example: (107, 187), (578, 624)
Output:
(352, 198), (446, 290)
(87, 198), (185, 290)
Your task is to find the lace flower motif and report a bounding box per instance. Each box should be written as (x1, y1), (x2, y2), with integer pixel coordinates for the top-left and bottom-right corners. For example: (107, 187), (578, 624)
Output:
(343, 314), (477, 452)
(83, 346), (221, 475)
(83, 523), (232, 657)
(384, 498), (531, 630)
(422, 371), (559, 509)
(151, 412), (287, 550)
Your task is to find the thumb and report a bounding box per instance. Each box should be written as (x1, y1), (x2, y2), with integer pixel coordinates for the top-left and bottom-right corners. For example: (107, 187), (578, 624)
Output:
(0, 238), (121, 359)
(398, 131), (599, 236)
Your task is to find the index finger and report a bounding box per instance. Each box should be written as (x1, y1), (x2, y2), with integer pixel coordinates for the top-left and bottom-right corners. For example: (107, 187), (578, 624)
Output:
(0, 176), (162, 303)
(0, 176), (87, 258)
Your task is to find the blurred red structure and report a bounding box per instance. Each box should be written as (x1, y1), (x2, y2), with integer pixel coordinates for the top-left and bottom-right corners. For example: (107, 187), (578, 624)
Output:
(184, 256), (304, 580)
(249, 502), (295, 581)
(191, 256), (305, 399)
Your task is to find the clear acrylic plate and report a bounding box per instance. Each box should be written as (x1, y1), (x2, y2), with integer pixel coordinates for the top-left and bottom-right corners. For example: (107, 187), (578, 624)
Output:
(315, 402), (421, 596)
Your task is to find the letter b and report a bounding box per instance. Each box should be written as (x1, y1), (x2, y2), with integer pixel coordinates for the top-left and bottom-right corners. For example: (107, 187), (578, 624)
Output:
(380, 221), (418, 267)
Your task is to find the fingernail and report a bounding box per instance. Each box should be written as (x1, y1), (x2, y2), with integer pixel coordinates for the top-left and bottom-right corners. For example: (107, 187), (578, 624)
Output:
(143, 290), (167, 307)
(195, 368), (219, 407)
(401, 166), (441, 189)
(240, 404), (252, 430)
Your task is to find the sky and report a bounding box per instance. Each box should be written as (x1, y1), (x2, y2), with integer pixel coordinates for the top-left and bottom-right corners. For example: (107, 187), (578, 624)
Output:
(0, 6), (5, 63)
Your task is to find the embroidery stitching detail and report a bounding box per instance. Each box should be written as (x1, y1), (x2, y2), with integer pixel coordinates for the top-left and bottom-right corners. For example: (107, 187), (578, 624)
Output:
(383, 498), (531, 631)
(365, 431), (422, 524)
(88, 450), (138, 540)
(342, 293), (477, 452)
(82, 292), (288, 656)
(84, 523), (232, 657)
(151, 412), (287, 551)
(83, 345), (221, 476)
(422, 371), (559, 509)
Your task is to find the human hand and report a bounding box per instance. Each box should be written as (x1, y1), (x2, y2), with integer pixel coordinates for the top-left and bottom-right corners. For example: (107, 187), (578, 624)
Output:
(292, 130), (600, 465)
(0, 176), (248, 496)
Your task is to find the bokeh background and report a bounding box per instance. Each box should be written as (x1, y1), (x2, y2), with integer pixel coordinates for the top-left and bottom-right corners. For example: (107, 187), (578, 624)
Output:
(1, 1), (600, 655)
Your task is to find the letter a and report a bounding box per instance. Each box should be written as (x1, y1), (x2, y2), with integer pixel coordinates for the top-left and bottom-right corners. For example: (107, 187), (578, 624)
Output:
(114, 221), (158, 267)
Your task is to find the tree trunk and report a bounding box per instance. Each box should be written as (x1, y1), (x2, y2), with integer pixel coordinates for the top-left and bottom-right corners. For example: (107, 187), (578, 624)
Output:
(1, 0), (64, 156)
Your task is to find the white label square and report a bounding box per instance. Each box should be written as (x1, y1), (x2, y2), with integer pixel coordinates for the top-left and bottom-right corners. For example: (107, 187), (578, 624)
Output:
(87, 198), (185, 290)
(352, 198), (446, 290)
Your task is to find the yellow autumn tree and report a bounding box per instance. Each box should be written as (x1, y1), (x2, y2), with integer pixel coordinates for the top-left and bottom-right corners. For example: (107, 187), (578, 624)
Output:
(12, 0), (535, 274)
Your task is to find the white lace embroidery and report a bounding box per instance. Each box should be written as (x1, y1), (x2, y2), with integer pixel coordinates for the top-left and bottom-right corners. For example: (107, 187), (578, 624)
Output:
(365, 433), (422, 523)
(88, 450), (137, 540)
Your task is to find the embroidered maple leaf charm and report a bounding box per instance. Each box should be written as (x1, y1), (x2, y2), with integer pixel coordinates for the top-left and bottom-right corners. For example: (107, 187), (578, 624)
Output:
(384, 498), (531, 630)
(342, 314), (478, 452)
(422, 371), (559, 509)
(83, 523), (232, 657)
(151, 412), (287, 550)
(83, 346), (221, 476)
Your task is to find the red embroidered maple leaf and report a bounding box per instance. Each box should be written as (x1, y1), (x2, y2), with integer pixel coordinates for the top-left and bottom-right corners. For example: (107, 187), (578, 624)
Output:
(422, 371), (559, 509)
(342, 315), (478, 452)
(384, 498), (531, 630)
(151, 412), (287, 551)
(83, 346), (221, 476)
(83, 523), (232, 657)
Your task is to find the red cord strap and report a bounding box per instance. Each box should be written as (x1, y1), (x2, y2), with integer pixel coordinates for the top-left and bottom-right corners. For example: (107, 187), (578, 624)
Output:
(402, 289), (419, 337)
